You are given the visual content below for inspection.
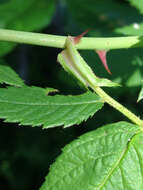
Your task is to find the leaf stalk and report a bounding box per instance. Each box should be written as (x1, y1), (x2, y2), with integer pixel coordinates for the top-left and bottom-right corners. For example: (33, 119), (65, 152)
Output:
(92, 86), (143, 128)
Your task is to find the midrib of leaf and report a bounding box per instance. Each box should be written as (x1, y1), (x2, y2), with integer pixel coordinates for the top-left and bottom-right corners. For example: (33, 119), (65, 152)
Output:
(96, 148), (127, 189)
(97, 133), (138, 189)
(0, 99), (102, 106)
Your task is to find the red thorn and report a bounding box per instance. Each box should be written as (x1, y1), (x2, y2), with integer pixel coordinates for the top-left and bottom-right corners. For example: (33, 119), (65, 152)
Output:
(96, 50), (112, 74)
(73, 29), (89, 44)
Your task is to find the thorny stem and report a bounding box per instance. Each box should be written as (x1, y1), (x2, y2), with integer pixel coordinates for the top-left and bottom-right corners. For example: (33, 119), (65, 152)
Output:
(0, 29), (143, 50)
(1, 28), (143, 127)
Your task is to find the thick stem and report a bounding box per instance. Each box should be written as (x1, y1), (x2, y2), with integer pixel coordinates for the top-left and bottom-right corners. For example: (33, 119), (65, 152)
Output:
(0, 29), (143, 50)
(93, 86), (143, 128)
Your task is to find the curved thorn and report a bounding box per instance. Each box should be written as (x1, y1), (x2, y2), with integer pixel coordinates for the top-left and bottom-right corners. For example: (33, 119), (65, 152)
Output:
(73, 29), (89, 44)
(96, 50), (112, 74)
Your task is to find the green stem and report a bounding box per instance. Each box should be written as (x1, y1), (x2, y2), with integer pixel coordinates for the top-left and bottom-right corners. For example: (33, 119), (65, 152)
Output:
(1, 29), (143, 127)
(92, 86), (143, 127)
(0, 29), (143, 50)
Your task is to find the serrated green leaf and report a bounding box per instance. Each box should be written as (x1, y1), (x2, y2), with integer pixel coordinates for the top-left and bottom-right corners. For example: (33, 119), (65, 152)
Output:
(0, 0), (55, 57)
(0, 86), (103, 128)
(0, 62), (24, 86)
(40, 121), (142, 190)
(58, 37), (119, 88)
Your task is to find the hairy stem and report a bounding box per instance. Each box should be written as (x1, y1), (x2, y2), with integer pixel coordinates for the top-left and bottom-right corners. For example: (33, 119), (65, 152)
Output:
(92, 86), (143, 128)
(0, 29), (143, 50)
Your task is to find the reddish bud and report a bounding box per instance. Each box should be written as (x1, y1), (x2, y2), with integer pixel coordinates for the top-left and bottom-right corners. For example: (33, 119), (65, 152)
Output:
(96, 50), (112, 74)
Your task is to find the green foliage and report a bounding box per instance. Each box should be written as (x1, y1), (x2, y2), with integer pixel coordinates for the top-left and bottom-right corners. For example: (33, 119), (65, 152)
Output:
(1, 1), (143, 190)
(0, 0), (55, 56)
(40, 122), (142, 190)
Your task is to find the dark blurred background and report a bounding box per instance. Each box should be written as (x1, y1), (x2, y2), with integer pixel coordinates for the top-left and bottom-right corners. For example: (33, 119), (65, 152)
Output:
(1, 0), (143, 189)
